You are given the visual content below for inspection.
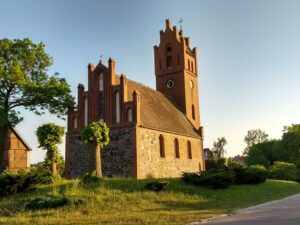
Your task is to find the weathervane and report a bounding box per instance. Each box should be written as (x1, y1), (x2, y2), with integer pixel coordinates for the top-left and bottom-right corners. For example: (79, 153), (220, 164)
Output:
(178, 18), (184, 31)
(100, 54), (103, 61)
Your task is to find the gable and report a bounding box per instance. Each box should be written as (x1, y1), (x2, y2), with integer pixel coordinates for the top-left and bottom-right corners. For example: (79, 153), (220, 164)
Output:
(127, 80), (200, 138)
(9, 128), (32, 151)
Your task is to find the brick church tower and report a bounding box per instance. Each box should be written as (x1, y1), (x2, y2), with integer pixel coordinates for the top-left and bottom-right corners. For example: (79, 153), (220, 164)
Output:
(154, 19), (200, 129)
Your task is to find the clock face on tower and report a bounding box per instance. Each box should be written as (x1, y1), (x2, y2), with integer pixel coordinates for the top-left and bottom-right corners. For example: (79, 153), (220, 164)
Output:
(166, 79), (175, 88)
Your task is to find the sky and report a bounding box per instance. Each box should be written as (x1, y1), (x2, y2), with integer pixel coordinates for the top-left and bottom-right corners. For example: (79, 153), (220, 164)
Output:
(0, 0), (300, 163)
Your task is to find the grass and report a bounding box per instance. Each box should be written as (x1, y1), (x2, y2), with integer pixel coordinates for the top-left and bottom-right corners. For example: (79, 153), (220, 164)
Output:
(1, 178), (300, 225)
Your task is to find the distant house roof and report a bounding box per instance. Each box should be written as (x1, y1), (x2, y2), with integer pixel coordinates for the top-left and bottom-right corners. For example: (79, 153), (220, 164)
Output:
(126, 79), (200, 138)
(10, 127), (32, 151)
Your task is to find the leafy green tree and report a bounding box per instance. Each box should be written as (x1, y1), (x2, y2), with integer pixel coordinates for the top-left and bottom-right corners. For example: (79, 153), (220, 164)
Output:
(246, 140), (278, 167)
(212, 137), (227, 160)
(0, 38), (74, 170)
(81, 121), (110, 177)
(36, 123), (64, 176)
(243, 129), (269, 156)
(274, 124), (300, 167)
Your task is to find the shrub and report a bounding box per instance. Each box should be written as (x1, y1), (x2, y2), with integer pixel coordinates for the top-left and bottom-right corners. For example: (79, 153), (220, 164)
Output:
(29, 166), (53, 184)
(80, 171), (101, 184)
(268, 161), (299, 181)
(182, 171), (235, 189)
(24, 196), (69, 210)
(236, 165), (267, 184)
(226, 159), (244, 171)
(0, 167), (53, 197)
(145, 181), (168, 192)
(0, 170), (30, 196)
(205, 158), (226, 171)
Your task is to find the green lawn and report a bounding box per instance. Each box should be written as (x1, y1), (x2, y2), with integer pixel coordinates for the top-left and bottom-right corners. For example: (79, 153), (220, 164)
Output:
(1, 179), (300, 225)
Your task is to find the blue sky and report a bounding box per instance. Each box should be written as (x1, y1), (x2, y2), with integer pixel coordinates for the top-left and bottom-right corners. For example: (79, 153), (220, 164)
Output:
(1, 0), (300, 163)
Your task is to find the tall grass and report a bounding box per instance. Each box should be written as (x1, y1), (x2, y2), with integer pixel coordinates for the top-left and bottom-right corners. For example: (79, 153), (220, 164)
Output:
(0, 179), (300, 225)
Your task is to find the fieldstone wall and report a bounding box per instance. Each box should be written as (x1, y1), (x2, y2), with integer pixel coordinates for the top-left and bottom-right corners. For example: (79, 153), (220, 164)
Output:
(137, 127), (203, 178)
(66, 127), (135, 178)
(66, 133), (90, 178)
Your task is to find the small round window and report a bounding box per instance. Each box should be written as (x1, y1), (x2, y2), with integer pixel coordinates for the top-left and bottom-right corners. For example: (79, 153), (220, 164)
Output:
(166, 43), (172, 52)
(190, 80), (194, 89)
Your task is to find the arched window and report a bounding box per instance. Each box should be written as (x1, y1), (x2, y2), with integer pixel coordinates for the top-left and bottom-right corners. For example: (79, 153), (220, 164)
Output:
(73, 116), (77, 129)
(192, 104), (195, 120)
(159, 135), (165, 158)
(188, 59), (190, 70)
(174, 138), (180, 158)
(99, 73), (104, 91)
(99, 94), (104, 121)
(84, 97), (88, 126)
(191, 61), (194, 72)
(166, 56), (172, 69)
(127, 108), (133, 122)
(187, 141), (192, 159)
(115, 91), (120, 123)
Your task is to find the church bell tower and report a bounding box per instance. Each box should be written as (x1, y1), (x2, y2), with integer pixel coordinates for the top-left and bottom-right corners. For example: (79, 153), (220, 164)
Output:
(154, 19), (200, 129)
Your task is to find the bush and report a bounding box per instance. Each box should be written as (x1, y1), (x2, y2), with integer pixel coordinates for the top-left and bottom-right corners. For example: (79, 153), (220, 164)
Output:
(24, 196), (69, 210)
(205, 158), (226, 171)
(0, 167), (53, 197)
(145, 181), (168, 192)
(182, 170), (235, 189)
(0, 170), (31, 196)
(268, 161), (299, 181)
(236, 165), (267, 184)
(80, 171), (101, 184)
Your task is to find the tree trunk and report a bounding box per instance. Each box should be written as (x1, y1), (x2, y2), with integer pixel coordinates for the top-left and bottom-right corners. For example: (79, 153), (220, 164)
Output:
(0, 125), (9, 171)
(89, 143), (101, 177)
(51, 156), (57, 176)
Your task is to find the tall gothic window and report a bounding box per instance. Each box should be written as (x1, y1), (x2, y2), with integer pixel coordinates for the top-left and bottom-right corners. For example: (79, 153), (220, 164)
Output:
(174, 138), (180, 158)
(84, 97), (88, 126)
(191, 61), (194, 72)
(99, 94), (104, 121)
(166, 56), (172, 70)
(99, 73), (104, 91)
(187, 141), (192, 159)
(127, 108), (133, 122)
(159, 135), (165, 157)
(192, 104), (195, 120)
(115, 91), (120, 123)
(73, 116), (77, 129)
(159, 59), (162, 70)
(188, 59), (190, 70)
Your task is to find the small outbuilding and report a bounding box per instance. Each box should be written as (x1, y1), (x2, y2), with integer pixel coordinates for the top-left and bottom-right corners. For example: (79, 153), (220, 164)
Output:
(2, 127), (31, 171)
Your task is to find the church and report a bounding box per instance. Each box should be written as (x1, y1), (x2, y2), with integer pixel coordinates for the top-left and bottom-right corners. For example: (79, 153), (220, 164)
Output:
(65, 20), (205, 179)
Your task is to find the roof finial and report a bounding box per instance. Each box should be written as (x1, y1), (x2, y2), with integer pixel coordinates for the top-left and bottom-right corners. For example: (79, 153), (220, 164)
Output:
(178, 18), (184, 31)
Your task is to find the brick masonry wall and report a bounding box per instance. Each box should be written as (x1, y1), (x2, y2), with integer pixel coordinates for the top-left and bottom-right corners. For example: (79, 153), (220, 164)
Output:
(66, 127), (135, 178)
(137, 127), (203, 179)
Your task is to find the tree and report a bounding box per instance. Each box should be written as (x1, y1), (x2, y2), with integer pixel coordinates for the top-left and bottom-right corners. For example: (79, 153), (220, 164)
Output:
(245, 140), (278, 167)
(36, 123), (64, 176)
(274, 124), (300, 167)
(81, 121), (110, 177)
(243, 129), (269, 156)
(212, 137), (227, 160)
(0, 38), (74, 170)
